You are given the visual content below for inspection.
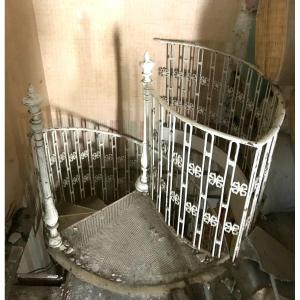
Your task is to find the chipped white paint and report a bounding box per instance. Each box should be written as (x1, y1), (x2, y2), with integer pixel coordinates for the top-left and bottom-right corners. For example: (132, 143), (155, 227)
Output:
(135, 52), (154, 193)
(23, 85), (62, 248)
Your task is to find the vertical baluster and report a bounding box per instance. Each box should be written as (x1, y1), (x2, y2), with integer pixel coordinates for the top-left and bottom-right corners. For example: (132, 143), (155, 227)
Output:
(256, 83), (271, 139)
(43, 132), (55, 200)
(151, 96), (156, 199)
(165, 112), (174, 222)
(195, 48), (204, 125)
(87, 131), (95, 196)
(74, 130), (84, 201)
(63, 130), (75, 203)
(246, 134), (278, 233)
(228, 62), (242, 135)
(111, 135), (118, 200)
(52, 130), (65, 202)
(186, 46), (195, 119)
(247, 75), (263, 138)
(205, 51), (216, 127)
(157, 105), (164, 212)
(135, 52), (154, 193)
(23, 85), (62, 248)
(216, 55), (230, 134)
(193, 132), (214, 250)
(212, 141), (240, 258)
(233, 147), (261, 260)
(177, 123), (193, 237)
(238, 67), (253, 138)
(125, 139), (130, 194)
(167, 115), (176, 226)
(181, 45), (189, 118)
(99, 133), (107, 202)
(244, 75), (263, 166)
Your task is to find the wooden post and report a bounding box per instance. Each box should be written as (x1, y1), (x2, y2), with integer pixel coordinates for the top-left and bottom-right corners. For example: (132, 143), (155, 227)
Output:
(135, 52), (154, 193)
(23, 85), (62, 248)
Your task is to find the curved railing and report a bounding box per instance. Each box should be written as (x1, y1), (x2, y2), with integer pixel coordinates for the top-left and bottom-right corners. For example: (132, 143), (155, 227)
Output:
(145, 39), (285, 260)
(41, 128), (142, 205)
(24, 38), (285, 263)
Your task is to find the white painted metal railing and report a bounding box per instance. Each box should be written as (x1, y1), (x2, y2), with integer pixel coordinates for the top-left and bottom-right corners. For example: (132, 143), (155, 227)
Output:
(145, 39), (285, 261)
(24, 38), (285, 263)
(42, 128), (142, 205)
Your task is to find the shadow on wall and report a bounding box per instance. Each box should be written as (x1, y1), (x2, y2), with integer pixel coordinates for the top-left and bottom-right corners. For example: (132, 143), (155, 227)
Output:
(66, 14), (130, 135)
(49, 104), (141, 142)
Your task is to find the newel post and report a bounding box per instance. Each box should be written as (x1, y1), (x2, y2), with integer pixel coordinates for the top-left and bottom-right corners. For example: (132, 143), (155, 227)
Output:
(135, 52), (154, 193)
(23, 85), (62, 248)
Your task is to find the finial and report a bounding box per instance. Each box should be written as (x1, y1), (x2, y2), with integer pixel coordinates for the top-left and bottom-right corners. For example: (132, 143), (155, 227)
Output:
(141, 52), (154, 83)
(23, 84), (43, 107)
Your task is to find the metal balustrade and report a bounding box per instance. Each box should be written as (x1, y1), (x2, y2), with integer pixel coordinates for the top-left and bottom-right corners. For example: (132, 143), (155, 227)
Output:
(41, 128), (142, 205)
(146, 39), (285, 260)
(24, 38), (285, 263)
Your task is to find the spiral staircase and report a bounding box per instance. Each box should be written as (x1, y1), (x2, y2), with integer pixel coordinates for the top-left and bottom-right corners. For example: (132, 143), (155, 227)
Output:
(22, 39), (285, 298)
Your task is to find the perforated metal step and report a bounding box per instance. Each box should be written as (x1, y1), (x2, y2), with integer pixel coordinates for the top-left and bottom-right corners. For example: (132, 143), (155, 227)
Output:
(58, 191), (217, 287)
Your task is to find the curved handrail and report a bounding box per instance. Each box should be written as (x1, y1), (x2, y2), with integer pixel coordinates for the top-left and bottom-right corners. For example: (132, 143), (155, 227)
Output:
(43, 127), (142, 146)
(151, 88), (285, 148)
(155, 38), (265, 78)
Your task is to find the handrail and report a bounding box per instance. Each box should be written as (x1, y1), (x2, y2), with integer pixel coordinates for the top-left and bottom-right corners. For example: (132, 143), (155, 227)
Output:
(150, 86), (285, 148)
(43, 127), (142, 146)
(154, 38), (265, 77)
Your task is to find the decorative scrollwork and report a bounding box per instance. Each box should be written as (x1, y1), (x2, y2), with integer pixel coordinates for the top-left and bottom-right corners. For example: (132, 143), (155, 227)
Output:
(203, 212), (218, 227)
(158, 67), (169, 77)
(231, 181), (248, 197)
(246, 101), (254, 111)
(94, 174), (103, 183)
(208, 173), (224, 188)
(185, 202), (198, 216)
(188, 162), (202, 178)
(59, 152), (66, 163)
(170, 191), (180, 205)
(224, 222), (240, 235)
(92, 151), (101, 160)
(117, 155), (126, 162)
(82, 174), (90, 183)
(69, 152), (77, 162)
(172, 152), (183, 168)
(197, 106), (205, 116)
(72, 174), (80, 185)
(161, 141), (168, 155)
(50, 154), (56, 166)
(105, 154), (113, 161)
(62, 177), (69, 187)
(80, 150), (89, 160)
(153, 129), (158, 143)
(160, 179), (166, 191)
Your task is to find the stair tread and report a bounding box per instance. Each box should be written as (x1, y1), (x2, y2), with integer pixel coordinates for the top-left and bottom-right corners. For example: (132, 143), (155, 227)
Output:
(76, 196), (106, 211)
(57, 203), (96, 216)
(55, 191), (218, 288)
(59, 213), (93, 231)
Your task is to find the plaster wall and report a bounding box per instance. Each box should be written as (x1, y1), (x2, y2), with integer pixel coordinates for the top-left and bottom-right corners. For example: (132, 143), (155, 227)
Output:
(5, 0), (49, 218)
(32, 0), (241, 137)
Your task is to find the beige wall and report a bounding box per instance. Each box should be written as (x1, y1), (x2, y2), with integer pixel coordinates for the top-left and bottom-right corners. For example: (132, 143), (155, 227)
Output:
(6, 0), (242, 219)
(32, 0), (241, 137)
(5, 0), (49, 218)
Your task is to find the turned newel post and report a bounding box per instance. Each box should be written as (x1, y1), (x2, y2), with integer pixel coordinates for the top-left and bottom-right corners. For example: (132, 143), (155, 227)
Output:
(135, 52), (154, 193)
(23, 85), (62, 248)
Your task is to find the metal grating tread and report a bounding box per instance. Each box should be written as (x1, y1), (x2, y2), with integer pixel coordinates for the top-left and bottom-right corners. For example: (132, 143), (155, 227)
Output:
(60, 191), (214, 286)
